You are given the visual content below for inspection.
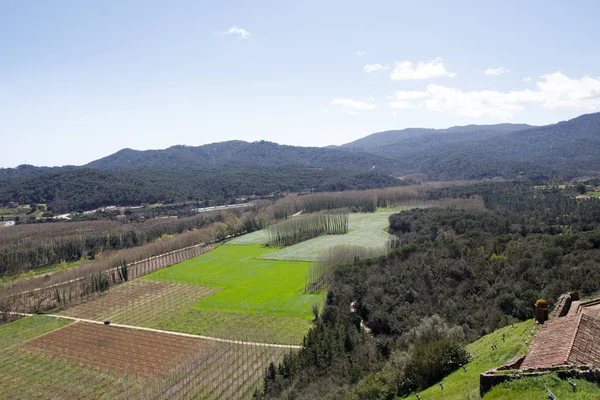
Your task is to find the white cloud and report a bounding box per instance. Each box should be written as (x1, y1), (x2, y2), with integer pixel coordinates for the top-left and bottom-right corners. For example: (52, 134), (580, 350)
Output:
(390, 58), (455, 80)
(368, 96), (375, 101)
(382, 72), (600, 119)
(331, 98), (378, 110)
(484, 67), (510, 76)
(522, 76), (532, 82)
(362, 63), (388, 73)
(536, 72), (600, 109)
(392, 112), (398, 117)
(356, 51), (367, 56)
(348, 111), (360, 115)
(422, 85), (529, 118)
(320, 108), (329, 113)
(226, 26), (251, 39)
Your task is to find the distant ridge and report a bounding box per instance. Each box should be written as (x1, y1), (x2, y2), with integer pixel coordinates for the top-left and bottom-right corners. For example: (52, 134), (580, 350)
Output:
(1, 112), (600, 212)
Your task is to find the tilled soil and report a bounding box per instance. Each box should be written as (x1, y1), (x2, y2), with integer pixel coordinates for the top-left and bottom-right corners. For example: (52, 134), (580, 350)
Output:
(25, 322), (215, 378)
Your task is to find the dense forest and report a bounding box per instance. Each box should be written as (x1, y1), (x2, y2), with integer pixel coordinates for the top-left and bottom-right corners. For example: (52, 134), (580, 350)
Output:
(0, 166), (400, 213)
(256, 182), (600, 399)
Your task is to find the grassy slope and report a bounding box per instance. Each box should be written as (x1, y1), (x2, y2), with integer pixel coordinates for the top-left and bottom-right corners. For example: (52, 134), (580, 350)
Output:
(414, 320), (534, 399)
(414, 319), (600, 399)
(147, 244), (323, 318)
(0, 316), (72, 350)
(232, 213), (393, 262)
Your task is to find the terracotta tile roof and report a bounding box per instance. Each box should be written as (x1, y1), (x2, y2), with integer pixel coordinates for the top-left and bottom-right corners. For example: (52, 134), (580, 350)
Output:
(568, 314), (600, 365)
(520, 315), (580, 370)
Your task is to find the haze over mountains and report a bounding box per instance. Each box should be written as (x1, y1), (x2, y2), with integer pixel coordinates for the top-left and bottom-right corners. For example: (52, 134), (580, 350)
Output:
(1, 112), (600, 212)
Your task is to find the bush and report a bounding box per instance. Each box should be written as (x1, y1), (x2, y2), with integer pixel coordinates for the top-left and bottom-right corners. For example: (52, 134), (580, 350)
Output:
(405, 338), (471, 389)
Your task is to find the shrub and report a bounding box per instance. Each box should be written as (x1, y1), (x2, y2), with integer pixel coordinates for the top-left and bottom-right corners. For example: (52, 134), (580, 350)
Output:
(405, 338), (471, 390)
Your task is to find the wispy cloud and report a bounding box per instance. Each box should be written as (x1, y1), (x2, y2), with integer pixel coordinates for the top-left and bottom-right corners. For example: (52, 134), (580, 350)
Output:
(362, 63), (389, 73)
(522, 76), (532, 82)
(225, 26), (251, 39)
(484, 67), (510, 76)
(390, 58), (455, 80)
(331, 98), (378, 110)
(356, 51), (367, 56)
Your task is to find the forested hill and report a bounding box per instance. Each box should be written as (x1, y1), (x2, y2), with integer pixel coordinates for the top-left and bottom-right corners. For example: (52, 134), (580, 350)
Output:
(87, 140), (397, 171)
(341, 123), (533, 150)
(0, 141), (401, 212)
(338, 112), (600, 179)
(2, 112), (600, 212)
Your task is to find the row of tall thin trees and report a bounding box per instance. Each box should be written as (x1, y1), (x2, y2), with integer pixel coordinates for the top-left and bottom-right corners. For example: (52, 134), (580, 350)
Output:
(271, 183), (457, 219)
(304, 245), (389, 292)
(266, 213), (349, 246)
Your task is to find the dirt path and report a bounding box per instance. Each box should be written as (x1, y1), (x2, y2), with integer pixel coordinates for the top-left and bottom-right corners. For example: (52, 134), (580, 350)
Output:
(4, 312), (302, 349)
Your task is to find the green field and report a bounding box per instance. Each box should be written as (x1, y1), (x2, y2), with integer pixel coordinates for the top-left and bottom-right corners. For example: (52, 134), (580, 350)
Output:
(156, 308), (311, 344)
(147, 244), (322, 318)
(0, 316), (72, 350)
(231, 213), (393, 262)
(142, 214), (394, 343)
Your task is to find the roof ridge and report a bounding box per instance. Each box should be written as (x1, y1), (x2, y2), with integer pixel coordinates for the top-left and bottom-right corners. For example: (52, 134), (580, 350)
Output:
(565, 313), (584, 364)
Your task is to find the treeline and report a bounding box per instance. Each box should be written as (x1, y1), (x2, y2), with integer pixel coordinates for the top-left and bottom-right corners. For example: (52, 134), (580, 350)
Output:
(256, 186), (600, 399)
(271, 184), (451, 219)
(266, 213), (349, 246)
(1, 216), (249, 303)
(0, 206), (265, 276)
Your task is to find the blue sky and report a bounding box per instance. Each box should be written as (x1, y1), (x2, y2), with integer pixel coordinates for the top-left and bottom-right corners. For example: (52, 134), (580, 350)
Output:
(1, 0), (600, 167)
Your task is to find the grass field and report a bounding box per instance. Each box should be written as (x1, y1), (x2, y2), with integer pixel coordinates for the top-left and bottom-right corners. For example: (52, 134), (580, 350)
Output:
(147, 244), (323, 318)
(484, 373), (600, 399)
(0, 315), (72, 350)
(58, 278), (309, 344)
(415, 320), (535, 399)
(156, 308), (311, 344)
(231, 213), (393, 262)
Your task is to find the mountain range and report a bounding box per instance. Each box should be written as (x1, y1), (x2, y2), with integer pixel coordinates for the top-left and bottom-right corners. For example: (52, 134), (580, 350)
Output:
(2, 112), (600, 212)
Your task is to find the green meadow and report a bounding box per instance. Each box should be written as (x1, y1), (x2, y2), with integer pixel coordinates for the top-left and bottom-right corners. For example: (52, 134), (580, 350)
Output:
(144, 212), (397, 343)
(414, 319), (600, 399)
(147, 244), (323, 318)
(415, 320), (534, 399)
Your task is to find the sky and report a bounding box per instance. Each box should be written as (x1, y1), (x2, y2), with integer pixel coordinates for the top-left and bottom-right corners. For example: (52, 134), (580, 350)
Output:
(1, 0), (600, 167)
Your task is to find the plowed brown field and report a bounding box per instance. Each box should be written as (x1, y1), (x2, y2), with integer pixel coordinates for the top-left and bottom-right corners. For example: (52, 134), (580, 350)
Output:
(26, 322), (214, 377)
